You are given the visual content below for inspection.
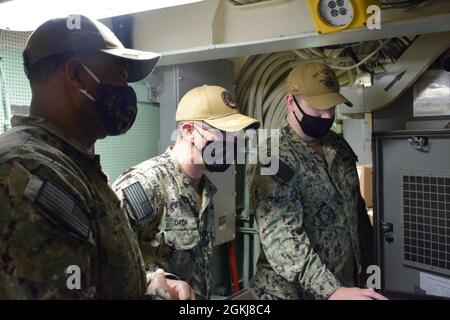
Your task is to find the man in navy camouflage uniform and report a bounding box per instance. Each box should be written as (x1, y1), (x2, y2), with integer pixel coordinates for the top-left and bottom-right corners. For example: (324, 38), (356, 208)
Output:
(250, 63), (387, 300)
(113, 85), (259, 299)
(0, 15), (193, 300)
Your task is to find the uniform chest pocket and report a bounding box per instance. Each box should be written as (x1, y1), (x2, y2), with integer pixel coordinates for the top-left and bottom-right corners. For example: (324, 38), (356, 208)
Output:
(332, 156), (360, 202)
(343, 167), (359, 186)
(301, 166), (334, 201)
(342, 161), (359, 189)
(163, 216), (201, 251)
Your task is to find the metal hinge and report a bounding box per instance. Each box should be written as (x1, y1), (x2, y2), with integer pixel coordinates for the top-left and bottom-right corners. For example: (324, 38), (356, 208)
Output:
(408, 136), (429, 153)
(380, 221), (394, 243)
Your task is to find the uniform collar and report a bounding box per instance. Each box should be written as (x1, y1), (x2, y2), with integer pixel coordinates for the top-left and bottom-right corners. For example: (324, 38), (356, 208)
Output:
(165, 146), (217, 215)
(281, 120), (337, 169)
(11, 115), (103, 167)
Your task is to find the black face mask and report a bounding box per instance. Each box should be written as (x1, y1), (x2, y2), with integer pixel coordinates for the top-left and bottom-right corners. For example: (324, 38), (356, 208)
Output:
(292, 96), (335, 139)
(195, 128), (237, 172)
(79, 64), (138, 136)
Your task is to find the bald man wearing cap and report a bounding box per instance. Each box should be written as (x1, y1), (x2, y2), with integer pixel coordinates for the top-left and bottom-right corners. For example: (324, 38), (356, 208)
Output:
(0, 15), (193, 299)
(250, 63), (387, 300)
(113, 85), (259, 299)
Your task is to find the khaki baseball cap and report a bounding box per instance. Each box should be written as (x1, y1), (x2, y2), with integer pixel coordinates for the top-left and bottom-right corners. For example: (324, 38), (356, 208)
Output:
(286, 63), (353, 110)
(176, 85), (259, 132)
(23, 15), (160, 82)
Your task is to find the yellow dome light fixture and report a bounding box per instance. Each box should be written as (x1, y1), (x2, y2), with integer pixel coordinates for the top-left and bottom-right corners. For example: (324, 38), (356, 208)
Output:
(308, 0), (380, 34)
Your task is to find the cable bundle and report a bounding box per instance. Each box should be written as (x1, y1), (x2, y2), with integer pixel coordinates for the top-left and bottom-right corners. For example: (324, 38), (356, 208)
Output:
(236, 37), (415, 129)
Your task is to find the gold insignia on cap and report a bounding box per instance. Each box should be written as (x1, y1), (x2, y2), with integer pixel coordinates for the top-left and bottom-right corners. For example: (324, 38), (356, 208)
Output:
(313, 69), (337, 88)
(221, 91), (237, 109)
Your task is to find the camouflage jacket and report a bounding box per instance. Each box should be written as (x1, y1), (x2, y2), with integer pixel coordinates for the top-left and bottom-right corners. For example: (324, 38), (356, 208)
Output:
(112, 147), (217, 300)
(0, 116), (148, 299)
(250, 121), (368, 300)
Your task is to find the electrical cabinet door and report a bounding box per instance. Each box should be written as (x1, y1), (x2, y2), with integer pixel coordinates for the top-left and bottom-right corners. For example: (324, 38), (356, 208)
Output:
(374, 130), (450, 298)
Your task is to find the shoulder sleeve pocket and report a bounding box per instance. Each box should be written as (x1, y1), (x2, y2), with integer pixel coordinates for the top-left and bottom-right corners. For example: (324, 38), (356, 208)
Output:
(262, 157), (294, 185)
(25, 176), (92, 241)
(122, 182), (154, 222)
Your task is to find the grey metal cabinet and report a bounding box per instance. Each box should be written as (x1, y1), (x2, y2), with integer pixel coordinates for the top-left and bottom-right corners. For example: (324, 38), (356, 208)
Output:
(374, 130), (450, 298)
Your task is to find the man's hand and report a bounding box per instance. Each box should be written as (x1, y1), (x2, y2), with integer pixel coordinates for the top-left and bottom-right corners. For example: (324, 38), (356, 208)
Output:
(146, 269), (196, 300)
(166, 278), (196, 300)
(329, 287), (388, 300)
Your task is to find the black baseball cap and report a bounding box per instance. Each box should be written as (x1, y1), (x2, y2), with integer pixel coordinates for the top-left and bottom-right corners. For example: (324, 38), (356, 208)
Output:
(23, 15), (160, 82)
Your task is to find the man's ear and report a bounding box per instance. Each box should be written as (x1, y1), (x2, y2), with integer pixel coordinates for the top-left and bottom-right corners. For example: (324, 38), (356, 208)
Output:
(285, 93), (295, 112)
(65, 58), (84, 91)
(180, 122), (195, 143)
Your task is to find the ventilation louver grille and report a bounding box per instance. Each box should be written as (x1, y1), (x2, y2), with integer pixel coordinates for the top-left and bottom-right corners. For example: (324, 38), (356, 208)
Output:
(403, 174), (450, 276)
